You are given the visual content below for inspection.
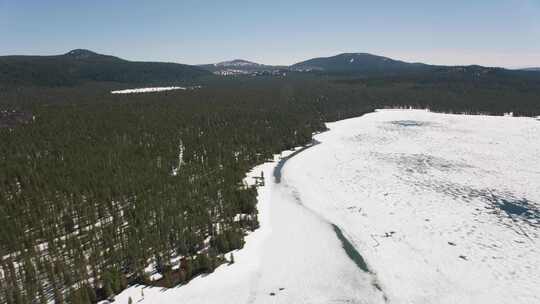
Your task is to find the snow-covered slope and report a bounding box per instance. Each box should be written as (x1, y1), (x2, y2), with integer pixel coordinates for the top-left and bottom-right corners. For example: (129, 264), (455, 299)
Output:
(198, 60), (286, 76)
(213, 59), (262, 67)
(109, 110), (539, 304)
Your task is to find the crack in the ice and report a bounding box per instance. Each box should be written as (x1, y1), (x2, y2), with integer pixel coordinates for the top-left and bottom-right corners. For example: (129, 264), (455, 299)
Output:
(273, 139), (389, 302)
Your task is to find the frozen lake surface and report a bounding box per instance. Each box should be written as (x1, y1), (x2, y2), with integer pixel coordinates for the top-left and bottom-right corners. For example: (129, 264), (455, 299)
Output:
(285, 109), (540, 303)
(111, 109), (540, 304)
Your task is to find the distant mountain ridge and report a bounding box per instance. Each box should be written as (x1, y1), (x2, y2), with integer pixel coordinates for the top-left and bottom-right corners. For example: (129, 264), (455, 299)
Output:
(0, 49), (211, 86)
(198, 59), (285, 75)
(214, 59), (262, 67)
(290, 53), (430, 74)
(63, 49), (114, 60)
(286, 53), (540, 84)
(1, 49), (538, 86)
(199, 53), (515, 79)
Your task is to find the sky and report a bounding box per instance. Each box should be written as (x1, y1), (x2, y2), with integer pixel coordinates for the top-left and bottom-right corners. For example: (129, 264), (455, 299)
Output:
(1, 0), (539, 68)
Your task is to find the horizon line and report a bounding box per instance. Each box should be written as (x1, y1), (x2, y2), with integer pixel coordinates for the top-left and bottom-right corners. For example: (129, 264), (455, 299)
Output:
(0, 48), (537, 70)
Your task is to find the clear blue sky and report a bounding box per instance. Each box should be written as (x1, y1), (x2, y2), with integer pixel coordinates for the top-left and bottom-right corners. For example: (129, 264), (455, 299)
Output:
(1, 0), (539, 67)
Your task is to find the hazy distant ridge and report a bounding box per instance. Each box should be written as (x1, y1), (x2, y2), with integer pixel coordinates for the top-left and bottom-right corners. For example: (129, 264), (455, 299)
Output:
(2, 49), (539, 86)
(0, 49), (211, 86)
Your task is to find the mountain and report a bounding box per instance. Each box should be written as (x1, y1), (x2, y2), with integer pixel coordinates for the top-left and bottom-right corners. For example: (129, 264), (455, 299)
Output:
(520, 67), (540, 72)
(213, 59), (262, 68)
(3, 49), (538, 86)
(290, 53), (431, 74)
(199, 59), (286, 75)
(0, 49), (211, 86)
(289, 53), (540, 85)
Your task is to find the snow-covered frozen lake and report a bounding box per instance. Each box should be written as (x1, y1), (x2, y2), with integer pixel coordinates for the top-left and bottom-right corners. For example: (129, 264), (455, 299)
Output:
(111, 109), (540, 304)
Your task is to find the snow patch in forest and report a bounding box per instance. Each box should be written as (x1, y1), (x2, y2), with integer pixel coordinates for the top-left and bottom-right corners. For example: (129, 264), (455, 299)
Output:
(111, 86), (201, 94)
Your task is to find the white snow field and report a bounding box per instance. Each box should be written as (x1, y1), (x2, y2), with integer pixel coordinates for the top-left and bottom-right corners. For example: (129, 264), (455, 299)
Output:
(110, 109), (539, 304)
(283, 109), (540, 304)
(111, 86), (200, 94)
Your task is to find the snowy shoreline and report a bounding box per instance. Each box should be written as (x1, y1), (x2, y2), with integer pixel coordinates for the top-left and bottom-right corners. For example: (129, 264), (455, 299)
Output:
(109, 109), (539, 304)
(109, 139), (385, 303)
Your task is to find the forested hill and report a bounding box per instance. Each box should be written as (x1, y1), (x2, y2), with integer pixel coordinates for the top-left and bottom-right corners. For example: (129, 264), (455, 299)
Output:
(290, 53), (430, 74)
(0, 49), (211, 86)
(288, 53), (540, 83)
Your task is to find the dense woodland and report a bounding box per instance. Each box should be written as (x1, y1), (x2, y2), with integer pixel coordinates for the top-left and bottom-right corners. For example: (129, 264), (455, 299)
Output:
(0, 72), (539, 304)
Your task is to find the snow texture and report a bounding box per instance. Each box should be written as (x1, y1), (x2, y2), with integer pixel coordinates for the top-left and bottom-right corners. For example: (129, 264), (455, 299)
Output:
(108, 109), (540, 304)
(284, 109), (540, 303)
(111, 86), (200, 94)
(214, 60), (261, 67)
